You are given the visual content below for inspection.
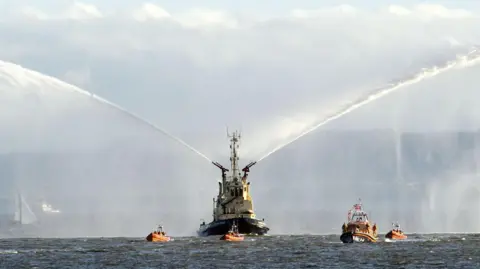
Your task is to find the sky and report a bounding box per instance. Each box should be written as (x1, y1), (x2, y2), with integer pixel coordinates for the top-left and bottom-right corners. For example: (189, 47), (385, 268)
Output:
(3, 0), (480, 15)
(1, 0), (479, 156)
(1, 1), (480, 235)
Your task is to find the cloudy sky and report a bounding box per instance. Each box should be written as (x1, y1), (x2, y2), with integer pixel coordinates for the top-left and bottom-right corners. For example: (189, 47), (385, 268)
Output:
(1, 0), (480, 159)
(2, 0), (480, 15)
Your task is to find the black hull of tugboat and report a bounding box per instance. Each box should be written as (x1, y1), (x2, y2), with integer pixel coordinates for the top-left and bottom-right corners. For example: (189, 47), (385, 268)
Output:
(340, 231), (377, 243)
(385, 231), (393, 239)
(198, 217), (269, 236)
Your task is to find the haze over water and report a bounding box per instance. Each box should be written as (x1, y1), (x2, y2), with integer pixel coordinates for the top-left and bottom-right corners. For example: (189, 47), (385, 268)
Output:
(1, 2), (480, 238)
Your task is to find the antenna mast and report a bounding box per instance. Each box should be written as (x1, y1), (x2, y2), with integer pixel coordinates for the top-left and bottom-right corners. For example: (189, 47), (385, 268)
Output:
(228, 130), (241, 177)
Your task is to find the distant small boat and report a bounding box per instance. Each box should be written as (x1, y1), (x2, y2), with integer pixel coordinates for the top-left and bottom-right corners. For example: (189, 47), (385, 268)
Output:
(146, 225), (171, 242)
(220, 222), (244, 241)
(41, 202), (61, 214)
(385, 222), (407, 240)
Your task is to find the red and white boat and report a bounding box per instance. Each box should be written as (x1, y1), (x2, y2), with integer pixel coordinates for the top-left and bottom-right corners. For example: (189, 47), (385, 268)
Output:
(340, 199), (378, 243)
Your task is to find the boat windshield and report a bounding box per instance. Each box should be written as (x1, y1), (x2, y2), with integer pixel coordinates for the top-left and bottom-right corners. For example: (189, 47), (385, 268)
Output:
(155, 225), (164, 233)
(347, 199), (369, 223)
(349, 211), (369, 222)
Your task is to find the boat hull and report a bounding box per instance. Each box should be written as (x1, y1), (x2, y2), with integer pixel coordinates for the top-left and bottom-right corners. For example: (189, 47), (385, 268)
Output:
(340, 231), (378, 243)
(385, 231), (407, 240)
(220, 233), (244, 241)
(146, 233), (171, 242)
(198, 217), (269, 236)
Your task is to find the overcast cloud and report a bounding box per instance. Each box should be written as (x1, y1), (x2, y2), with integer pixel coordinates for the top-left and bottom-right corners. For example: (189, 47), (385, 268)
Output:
(1, 2), (480, 158)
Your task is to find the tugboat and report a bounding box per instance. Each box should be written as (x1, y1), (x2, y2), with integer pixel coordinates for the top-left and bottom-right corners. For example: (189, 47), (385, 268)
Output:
(220, 221), (244, 241)
(197, 130), (269, 236)
(340, 199), (378, 243)
(146, 225), (171, 242)
(385, 222), (407, 240)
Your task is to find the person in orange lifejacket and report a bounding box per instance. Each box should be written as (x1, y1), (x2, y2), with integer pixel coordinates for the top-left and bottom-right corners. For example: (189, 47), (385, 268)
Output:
(365, 222), (370, 233)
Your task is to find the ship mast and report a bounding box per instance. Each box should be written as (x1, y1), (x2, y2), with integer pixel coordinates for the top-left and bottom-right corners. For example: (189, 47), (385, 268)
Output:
(228, 130), (241, 178)
(211, 129), (257, 193)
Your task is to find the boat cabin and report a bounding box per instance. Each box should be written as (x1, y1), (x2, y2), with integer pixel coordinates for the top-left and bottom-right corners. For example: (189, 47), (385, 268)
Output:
(153, 225), (166, 235)
(349, 211), (369, 223)
(392, 222), (403, 233)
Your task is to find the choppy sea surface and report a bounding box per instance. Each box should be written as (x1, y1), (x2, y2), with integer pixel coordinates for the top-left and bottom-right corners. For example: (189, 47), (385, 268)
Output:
(1, 234), (479, 268)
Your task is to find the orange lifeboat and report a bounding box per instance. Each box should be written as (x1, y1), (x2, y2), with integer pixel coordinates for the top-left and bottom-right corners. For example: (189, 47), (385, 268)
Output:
(220, 222), (244, 241)
(146, 225), (171, 242)
(385, 222), (407, 240)
(220, 232), (244, 241)
(385, 230), (407, 240)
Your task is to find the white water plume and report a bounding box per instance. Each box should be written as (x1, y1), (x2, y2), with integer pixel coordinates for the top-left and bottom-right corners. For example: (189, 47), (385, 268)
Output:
(0, 60), (212, 163)
(257, 48), (480, 163)
(0, 60), (217, 237)
(420, 173), (480, 233)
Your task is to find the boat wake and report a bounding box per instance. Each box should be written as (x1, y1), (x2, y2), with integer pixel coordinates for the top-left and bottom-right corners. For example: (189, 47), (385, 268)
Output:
(383, 237), (422, 243)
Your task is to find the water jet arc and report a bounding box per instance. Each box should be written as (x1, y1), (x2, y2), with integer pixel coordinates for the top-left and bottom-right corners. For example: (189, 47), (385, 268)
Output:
(90, 93), (212, 162)
(257, 48), (480, 163)
(0, 60), (212, 163)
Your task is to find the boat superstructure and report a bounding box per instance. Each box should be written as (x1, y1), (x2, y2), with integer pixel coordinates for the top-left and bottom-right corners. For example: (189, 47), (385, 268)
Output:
(197, 130), (269, 236)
